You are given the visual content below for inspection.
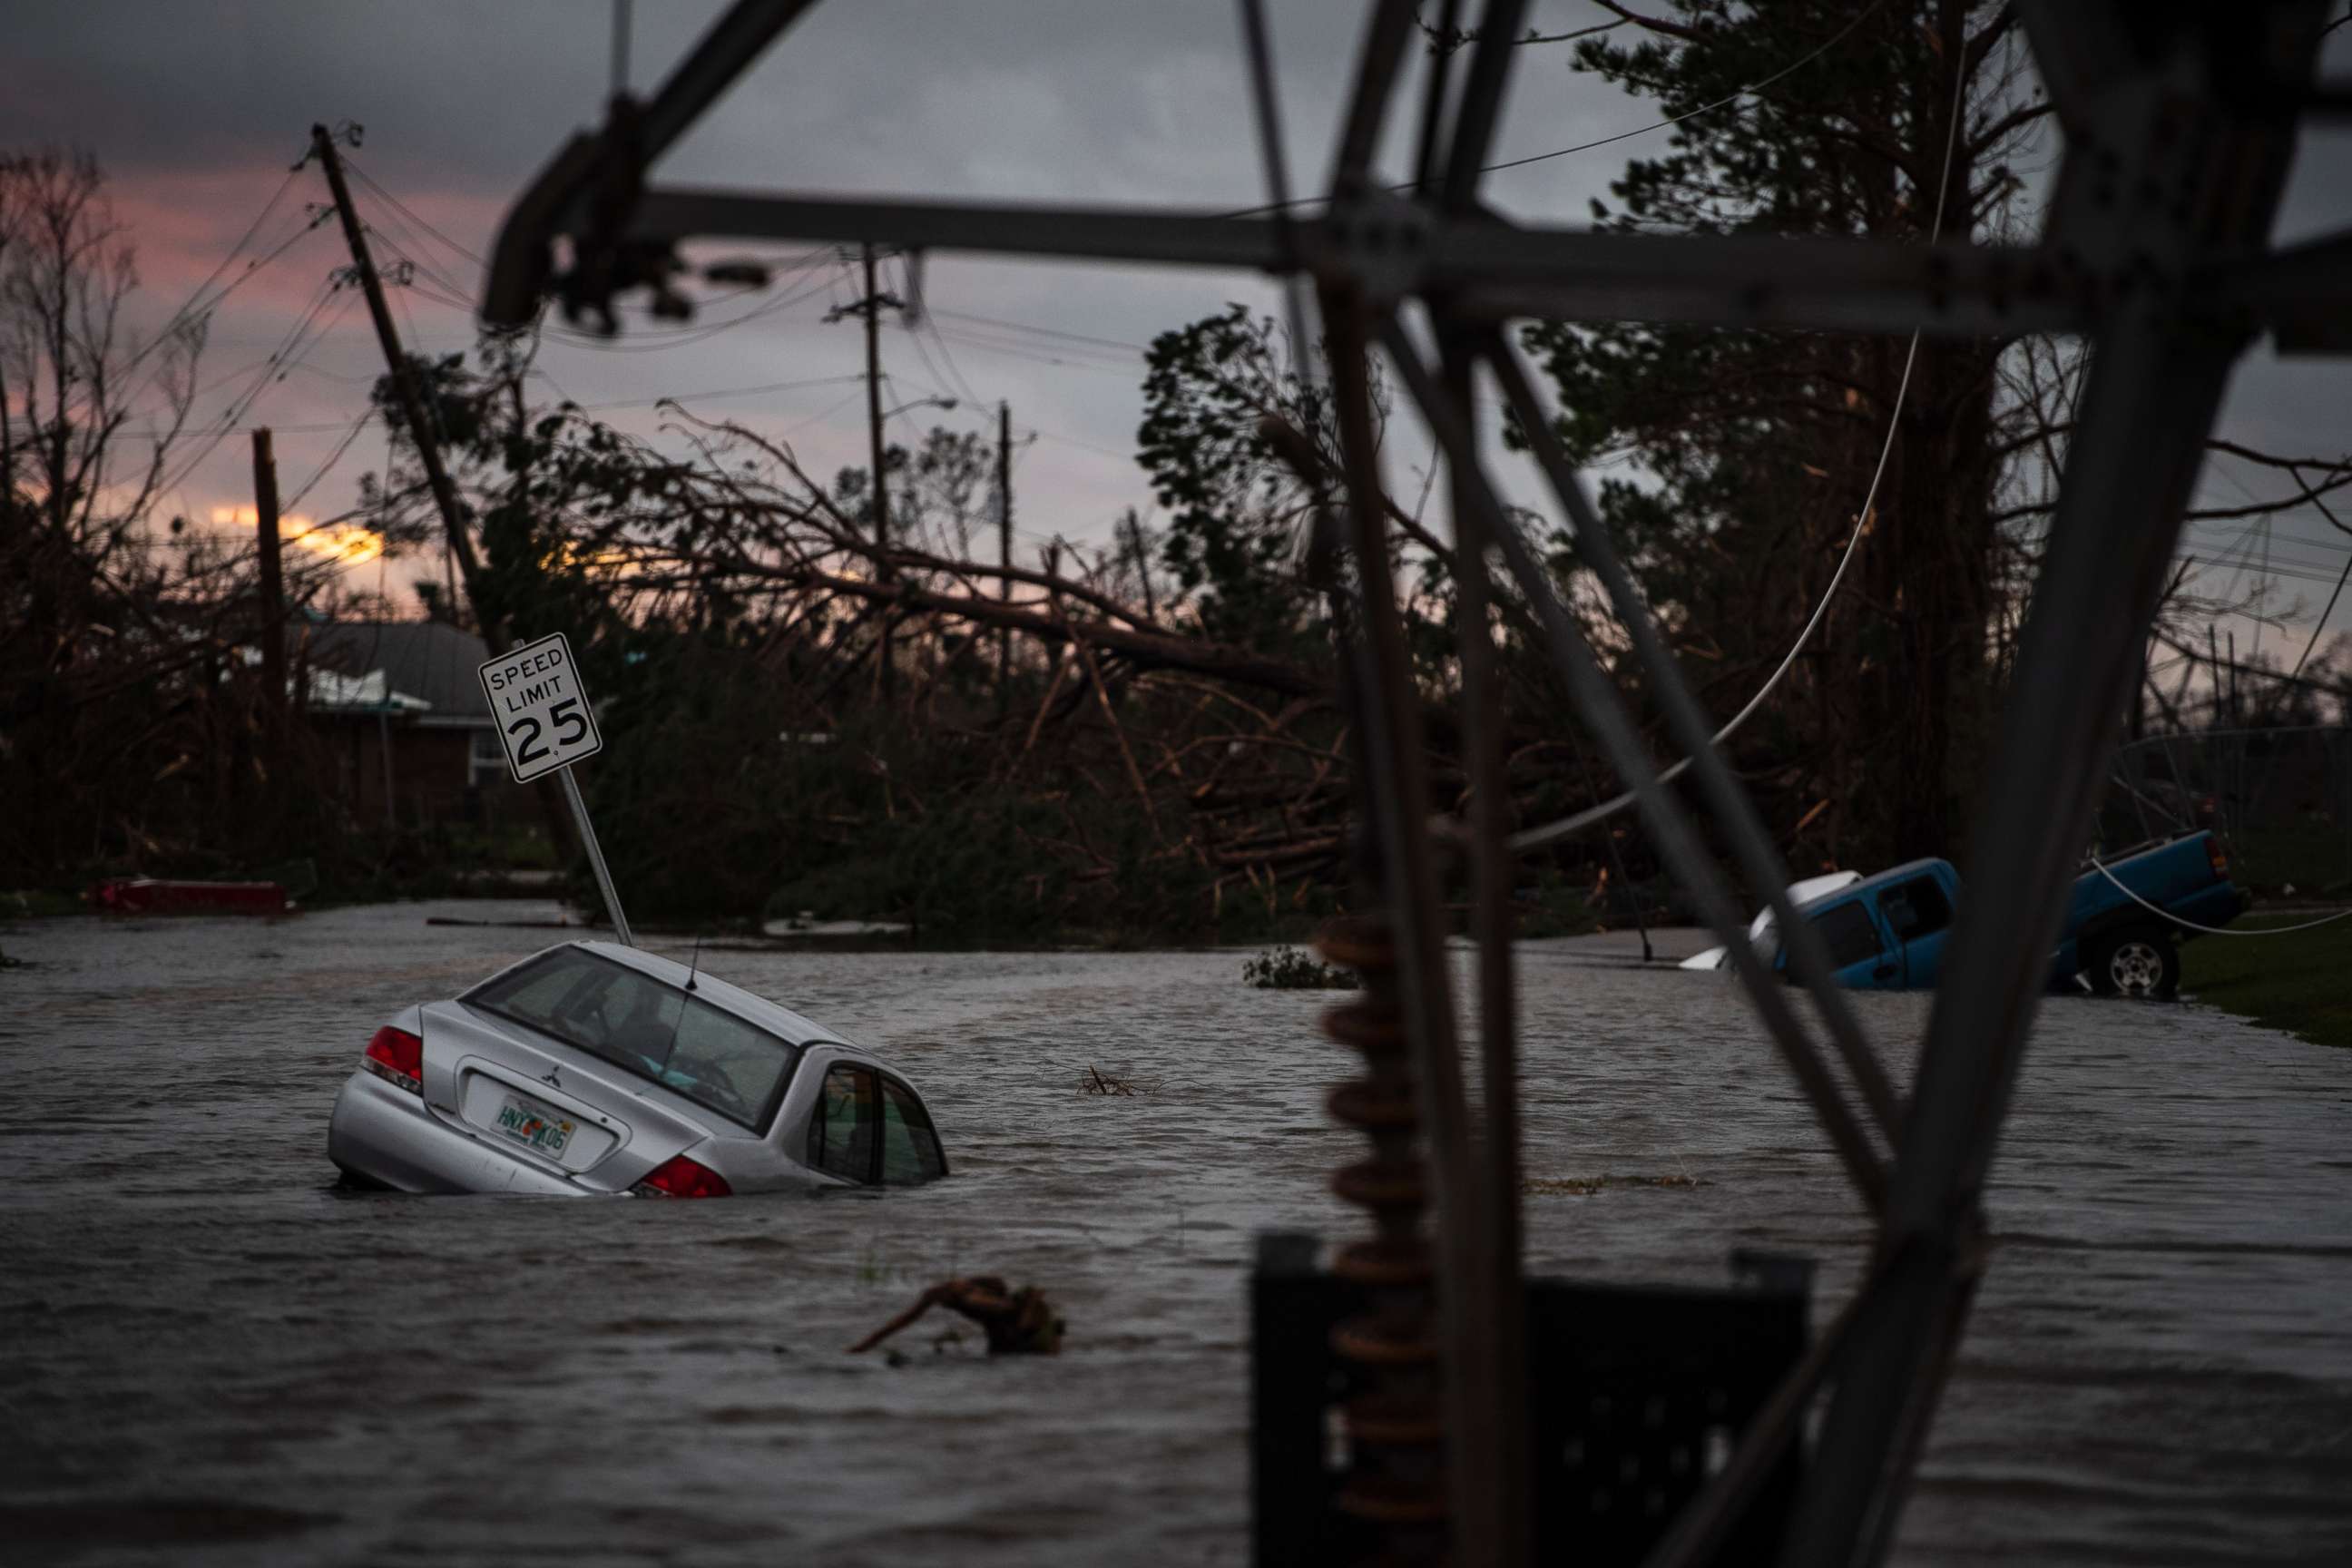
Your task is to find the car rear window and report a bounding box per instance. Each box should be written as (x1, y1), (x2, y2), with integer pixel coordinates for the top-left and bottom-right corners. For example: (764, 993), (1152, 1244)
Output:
(466, 947), (800, 1132)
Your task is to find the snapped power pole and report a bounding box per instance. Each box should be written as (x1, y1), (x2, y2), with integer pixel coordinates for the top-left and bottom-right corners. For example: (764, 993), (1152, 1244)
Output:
(309, 122), (502, 659)
(310, 122), (584, 867)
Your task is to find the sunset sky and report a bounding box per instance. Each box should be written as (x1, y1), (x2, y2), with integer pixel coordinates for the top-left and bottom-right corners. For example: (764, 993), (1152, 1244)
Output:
(7, 1), (2349, 659)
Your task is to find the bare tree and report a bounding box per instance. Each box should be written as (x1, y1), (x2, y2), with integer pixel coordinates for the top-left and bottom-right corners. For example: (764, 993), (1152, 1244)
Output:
(0, 150), (338, 879)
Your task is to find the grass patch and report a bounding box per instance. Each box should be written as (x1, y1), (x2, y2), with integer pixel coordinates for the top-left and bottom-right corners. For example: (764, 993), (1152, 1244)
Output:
(2180, 915), (2352, 1046)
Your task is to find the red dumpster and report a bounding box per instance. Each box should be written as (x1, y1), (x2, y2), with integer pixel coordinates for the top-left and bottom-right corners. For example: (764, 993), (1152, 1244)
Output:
(91, 878), (293, 916)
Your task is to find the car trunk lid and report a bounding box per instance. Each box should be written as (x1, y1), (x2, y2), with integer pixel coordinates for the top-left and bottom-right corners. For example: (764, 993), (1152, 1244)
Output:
(417, 1000), (714, 1190)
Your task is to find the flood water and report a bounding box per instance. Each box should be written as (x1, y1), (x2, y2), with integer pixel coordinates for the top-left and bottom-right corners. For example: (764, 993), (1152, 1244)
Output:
(2, 902), (2347, 1566)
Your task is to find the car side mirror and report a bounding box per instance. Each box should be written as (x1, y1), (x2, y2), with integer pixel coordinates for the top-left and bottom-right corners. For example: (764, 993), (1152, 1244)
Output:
(1884, 897), (1917, 936)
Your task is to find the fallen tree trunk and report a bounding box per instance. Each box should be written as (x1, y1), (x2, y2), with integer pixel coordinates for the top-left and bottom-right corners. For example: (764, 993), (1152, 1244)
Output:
(713, 557), (1333, 702)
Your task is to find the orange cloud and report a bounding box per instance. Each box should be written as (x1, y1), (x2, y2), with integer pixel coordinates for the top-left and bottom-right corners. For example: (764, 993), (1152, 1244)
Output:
(211, 504), (384, 565)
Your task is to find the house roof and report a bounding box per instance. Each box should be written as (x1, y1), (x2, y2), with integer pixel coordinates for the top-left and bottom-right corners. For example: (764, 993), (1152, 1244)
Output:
(300, 620), (493, 723)
(307, 666), (435, 715)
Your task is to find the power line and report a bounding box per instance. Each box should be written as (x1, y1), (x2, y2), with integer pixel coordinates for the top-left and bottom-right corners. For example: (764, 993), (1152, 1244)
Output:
(1514, 0), (1961, 853)
(927, 309), (1145, 356)
(339, 157), (843, 348)
(1030, 427), (1134, 462)
(282, 410), (377, 511)
(930, 318), (1136, 371)
(1220, 0), (1888, 220)
(123, 166), (303, 377)
(156, 281), (358, 494)
(572, 371), (868, 412)
(121, 204), (339, 419)
(934, 328), (1140, 377)
(341, 155), (488, 269)
(1479, 3), (1887, 177)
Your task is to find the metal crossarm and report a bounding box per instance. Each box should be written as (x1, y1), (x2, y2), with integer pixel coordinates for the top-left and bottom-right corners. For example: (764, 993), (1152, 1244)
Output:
(476, 2), (2346, 1563)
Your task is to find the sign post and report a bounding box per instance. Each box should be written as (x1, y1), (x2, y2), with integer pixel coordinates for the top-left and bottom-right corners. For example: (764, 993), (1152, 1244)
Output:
(477, 632), (632, 946)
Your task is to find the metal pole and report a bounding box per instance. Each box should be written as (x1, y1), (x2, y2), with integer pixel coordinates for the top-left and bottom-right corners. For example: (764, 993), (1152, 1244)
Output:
(1441, 325), (1531, 1564)
(559, 765), (633, 946)
(1323, 291), (1498, 1563)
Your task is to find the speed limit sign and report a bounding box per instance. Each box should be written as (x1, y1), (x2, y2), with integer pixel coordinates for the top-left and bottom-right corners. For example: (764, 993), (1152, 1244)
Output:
(477, 632), (602, 783)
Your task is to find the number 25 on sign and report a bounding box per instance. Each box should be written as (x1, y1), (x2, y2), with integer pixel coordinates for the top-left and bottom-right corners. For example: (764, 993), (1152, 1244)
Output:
(477, 632), (601, 782)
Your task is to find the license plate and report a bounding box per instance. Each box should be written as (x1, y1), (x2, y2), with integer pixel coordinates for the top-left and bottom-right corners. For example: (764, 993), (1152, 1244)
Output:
(492, 1092), (576, 1160)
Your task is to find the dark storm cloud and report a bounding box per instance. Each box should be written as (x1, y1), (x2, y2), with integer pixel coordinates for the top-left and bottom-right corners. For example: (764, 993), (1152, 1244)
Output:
(0, 1), (1647, 587)
(4, 3), (2346, 638)
(1, 3), (1522, 202)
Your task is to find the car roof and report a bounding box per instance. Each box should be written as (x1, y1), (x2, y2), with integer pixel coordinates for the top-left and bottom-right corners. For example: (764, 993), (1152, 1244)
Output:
(1788, 859), (1947, 915)
(1868, 858), (1950, 887)
(566, 940), (869, 1055)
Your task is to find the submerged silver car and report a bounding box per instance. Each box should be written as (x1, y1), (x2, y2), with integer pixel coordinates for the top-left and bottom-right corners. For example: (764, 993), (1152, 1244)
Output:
(328, 940), (946, 1198)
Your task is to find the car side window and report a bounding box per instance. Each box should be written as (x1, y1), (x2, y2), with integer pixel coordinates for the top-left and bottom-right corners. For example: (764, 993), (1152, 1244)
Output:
(1810, 900), (1884, 968)
(877, 1077), (946, 1185)
(1878, 876), (1951, 941)
(808, 1064), (877, 1183)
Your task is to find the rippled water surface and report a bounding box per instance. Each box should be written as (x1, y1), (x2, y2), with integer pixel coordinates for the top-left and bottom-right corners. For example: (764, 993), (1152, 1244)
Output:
(2, 903), (2347, 1565)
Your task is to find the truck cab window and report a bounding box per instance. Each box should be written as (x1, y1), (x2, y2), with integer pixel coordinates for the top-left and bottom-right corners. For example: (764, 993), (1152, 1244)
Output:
(1879, 876), (1952, 940)
(1809, 901), (1884, 968)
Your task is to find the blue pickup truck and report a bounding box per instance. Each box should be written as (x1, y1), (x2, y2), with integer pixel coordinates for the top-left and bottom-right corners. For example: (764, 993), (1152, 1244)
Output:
(1773, 831), (2245, 997)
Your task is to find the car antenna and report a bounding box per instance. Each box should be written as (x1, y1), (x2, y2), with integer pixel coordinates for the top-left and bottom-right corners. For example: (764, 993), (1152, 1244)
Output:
(682, 930), (702, 993)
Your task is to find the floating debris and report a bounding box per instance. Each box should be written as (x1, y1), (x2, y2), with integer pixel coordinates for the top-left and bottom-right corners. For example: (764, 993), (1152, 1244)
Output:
(1523, 1173), (1710, 1197)
(848, 1277), (1064, 1357)
(1243, 946), (1359, 990)
(1081, 1064), (1142, 1096)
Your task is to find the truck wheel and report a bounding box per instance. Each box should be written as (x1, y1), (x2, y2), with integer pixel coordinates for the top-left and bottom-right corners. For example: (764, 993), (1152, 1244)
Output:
(2088, 927), (2179, 999)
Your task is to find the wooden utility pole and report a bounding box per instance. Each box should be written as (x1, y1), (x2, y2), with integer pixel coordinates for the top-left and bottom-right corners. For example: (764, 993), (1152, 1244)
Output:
(997, 398), (1013, 718)
(861, 241), (895, 701)
(251, 428), (287, 723)
(309, 123), (500, 656)
(311, 123), (586, 866)
(1119, 507), (1156, 620)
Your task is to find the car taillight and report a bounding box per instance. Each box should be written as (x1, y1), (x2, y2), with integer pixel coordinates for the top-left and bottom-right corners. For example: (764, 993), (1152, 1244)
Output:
(363, 1025), (424, 1093)
(632, 1154), (732, 1200)
(2208, 840), (2229, 877)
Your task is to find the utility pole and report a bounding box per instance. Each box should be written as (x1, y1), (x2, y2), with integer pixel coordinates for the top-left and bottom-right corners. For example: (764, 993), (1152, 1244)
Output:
(861, 242), (895, 701)
(997, 398), (1013, 719)
(251, 428), (287, 725)
(1120, 507), (1156, 621)
(312, 123), (586, 867)
(309, 123), (499, 657)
